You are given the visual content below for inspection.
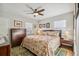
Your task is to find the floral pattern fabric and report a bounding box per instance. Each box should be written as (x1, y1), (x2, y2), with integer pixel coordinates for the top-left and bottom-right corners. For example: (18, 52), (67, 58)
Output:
(22, 35), (60, 56)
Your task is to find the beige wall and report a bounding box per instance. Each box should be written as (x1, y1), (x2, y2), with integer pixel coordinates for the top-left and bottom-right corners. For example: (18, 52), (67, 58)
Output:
(0, 17), (10, 41)
(10, 17), (37, 34)
(0, 16), (37, 41)
(0, 17), (10, 36)
(10, 17), (37, 28)
(38, 12), (74, 40)
(0, 12), (74, 41)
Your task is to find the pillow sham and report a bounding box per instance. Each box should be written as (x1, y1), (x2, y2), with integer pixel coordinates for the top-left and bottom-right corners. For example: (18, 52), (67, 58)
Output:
(47, 31), (59, 36)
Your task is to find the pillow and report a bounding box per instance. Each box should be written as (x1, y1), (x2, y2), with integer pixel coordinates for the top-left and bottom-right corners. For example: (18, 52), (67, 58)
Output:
(36, 30), (47, 35)
(42, 32), (48, 35)
(37, 30), (60, 37)
(47, 31), (59, 36)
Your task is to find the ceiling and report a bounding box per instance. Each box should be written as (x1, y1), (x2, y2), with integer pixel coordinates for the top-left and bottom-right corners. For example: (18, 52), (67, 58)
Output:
(0, 3), (74, 20)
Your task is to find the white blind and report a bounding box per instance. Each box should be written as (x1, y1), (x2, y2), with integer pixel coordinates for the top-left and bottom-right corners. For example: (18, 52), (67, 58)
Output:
(25, 22), (33, 35)
(54, 20), (66, 29)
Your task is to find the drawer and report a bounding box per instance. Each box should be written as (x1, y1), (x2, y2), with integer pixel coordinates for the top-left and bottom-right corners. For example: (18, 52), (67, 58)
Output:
(0, 45), (10, 56)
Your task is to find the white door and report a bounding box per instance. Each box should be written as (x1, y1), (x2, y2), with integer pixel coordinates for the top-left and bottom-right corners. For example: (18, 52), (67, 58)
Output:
(76, 15), (79, 55)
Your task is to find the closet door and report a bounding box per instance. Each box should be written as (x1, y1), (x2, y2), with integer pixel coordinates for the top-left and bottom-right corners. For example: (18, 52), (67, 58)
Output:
(76, 15), (79, 55)
(74, 3), (79, 56)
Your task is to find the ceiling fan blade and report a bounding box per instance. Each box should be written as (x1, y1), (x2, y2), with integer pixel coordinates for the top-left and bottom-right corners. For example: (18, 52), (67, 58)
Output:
(26, 4), (34, 11)
(37, 9), (45, 13)
(38, 13), (44, 16)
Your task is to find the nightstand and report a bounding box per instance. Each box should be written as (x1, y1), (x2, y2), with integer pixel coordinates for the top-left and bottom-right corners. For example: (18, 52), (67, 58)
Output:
(0, 43), (10, 56)
(60, 38), (74, 47)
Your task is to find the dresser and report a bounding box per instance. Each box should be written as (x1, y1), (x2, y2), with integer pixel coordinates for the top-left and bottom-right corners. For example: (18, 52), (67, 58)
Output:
(0, 43), (10, 56)
(60, 38), (74, 47)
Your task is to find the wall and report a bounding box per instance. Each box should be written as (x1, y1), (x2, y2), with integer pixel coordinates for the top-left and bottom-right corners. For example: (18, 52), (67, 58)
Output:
(10, 17), (37, 35)
(0, 17), (10, 40)
(38, 12), (74, 40)
(0, 16), (37, 42)
(10, 17), (36, 28)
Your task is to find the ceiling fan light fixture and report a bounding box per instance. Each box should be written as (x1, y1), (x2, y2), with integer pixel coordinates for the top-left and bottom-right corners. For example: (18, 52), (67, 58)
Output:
(33, 13), (39, 16)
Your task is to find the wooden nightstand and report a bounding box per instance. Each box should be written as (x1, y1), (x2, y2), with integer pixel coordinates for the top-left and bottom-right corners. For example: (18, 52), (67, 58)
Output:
(60, 38), (74, 47)
(0, 43), (10, 56)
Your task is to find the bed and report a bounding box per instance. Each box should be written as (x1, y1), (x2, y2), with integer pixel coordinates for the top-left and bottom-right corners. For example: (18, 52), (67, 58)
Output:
(21, 30), (61, 56)
(10, 28), (26, 47)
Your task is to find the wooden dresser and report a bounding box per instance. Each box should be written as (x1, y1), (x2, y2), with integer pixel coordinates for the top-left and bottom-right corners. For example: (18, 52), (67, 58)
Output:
(0, 43), (10, 56)
(60, 38), (74, 47)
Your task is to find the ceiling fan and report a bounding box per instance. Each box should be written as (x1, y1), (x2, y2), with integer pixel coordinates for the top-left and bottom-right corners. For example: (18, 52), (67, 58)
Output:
(25, 4), (45, 17)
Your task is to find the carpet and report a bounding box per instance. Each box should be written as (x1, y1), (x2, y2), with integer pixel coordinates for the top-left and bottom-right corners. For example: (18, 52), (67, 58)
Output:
(56, 48), (66, 56)
(11, 46), (67, 56)
(11, 46), (35, 56)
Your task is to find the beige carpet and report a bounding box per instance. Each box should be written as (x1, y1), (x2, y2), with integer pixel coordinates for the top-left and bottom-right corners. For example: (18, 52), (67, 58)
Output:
(11, 46), (35, 56)
(11, 46), (72, 56)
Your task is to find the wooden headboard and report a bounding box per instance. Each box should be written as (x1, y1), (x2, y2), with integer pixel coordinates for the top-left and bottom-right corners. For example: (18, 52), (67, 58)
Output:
(10, 28), (26, 47)
(42, 30), (61, 38)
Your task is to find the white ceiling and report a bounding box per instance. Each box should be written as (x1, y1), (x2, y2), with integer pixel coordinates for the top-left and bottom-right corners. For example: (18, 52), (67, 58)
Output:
(0, 3), (74, 20)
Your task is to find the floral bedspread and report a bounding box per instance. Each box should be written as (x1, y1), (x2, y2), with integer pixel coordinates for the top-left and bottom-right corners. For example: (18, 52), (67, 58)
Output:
(22, 35), (60, 56)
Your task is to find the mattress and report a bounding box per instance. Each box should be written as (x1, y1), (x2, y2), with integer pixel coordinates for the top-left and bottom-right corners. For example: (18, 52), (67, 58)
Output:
(22, 35), (60, 56)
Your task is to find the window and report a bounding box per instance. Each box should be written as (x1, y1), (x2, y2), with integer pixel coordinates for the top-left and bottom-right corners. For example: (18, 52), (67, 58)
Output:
(25, 22), (33, 35)
(54, 20), (66, 29)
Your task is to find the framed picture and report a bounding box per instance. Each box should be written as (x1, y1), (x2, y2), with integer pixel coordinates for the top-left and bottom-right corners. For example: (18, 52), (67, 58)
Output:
(46, 23), (50, 28)
(39, 24), (42, 28)
(39, 24), (45, 28)
(14, 20), (23, 27)
(42, 24), (45, 28)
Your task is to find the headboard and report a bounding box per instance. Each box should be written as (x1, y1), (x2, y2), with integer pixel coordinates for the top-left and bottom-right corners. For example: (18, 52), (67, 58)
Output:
(10, 28), (26, 47)
(42, 30), (61, 38)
